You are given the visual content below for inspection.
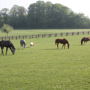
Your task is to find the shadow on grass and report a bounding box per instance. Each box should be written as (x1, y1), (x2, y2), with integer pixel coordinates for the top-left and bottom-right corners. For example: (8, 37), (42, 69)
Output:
(0, 53), (14, 56)
(42, 48), (57, 50)
(42, 48), (69, 51)
(16, 46), (30, 50)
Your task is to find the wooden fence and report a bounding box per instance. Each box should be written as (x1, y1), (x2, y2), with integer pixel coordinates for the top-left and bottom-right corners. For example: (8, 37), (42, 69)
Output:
(0, 31), (90, 40)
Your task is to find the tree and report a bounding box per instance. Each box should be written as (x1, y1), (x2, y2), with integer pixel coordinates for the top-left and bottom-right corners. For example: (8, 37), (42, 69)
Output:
(0, 1), (90, 29)
(9, 5), (27, 28)
(1, 24), (14, 35)
(0, 8), (9, 24)
(0, 8), (9, 27)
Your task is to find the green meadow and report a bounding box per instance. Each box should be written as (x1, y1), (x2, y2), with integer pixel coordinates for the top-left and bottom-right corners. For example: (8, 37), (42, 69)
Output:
(0, 29), (89, 36)
(0, 29), (90, 90)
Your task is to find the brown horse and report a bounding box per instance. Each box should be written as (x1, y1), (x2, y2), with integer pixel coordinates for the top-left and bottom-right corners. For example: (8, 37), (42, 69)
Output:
(55, 38), (70, 49)
(81, 37), (90, 45)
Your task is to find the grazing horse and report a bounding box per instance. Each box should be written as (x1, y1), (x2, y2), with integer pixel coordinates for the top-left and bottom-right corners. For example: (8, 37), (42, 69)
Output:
(30, 42), (34, 47)
(20, 40), (26, 48)
(0, 40), (15, 55)
(55, 38), (70, 49)
(81, 37), (90, 45)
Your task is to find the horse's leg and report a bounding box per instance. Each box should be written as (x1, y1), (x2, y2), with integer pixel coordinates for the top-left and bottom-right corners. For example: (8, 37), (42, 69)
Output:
(23, 44), (25, 48)
(62, 44), (64, 49)
(64, 44), (65, 49)
(67, 44), (69, 49)
(24, 44), (26, 48)
(6, 47), (8, 55)
(56, 43), (59, 48)
(63, 44), (65, 49)
(1, 47), (4, 55)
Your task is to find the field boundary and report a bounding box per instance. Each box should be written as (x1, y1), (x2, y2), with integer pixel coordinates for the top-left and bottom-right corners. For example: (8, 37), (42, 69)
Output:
(0, 31), (90, 40)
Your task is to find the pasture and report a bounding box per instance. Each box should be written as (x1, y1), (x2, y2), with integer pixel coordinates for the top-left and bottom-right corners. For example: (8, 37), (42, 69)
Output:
(0, 29), (90, 90)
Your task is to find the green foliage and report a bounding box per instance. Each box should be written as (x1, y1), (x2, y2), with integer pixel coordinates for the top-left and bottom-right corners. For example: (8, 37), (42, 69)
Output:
(1, 24), (14, 34)
(0, 1), (90, 29)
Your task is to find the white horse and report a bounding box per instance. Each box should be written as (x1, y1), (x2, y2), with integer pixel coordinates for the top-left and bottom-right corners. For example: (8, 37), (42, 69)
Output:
(30, 42), (34, 47)
(20, 40), (26, 48)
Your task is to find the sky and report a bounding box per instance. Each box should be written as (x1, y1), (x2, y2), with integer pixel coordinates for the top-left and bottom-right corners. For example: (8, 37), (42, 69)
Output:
(0, 0), (90, 18)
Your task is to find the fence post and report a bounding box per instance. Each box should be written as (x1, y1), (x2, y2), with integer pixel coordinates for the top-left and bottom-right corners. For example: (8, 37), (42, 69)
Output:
(37, 34), (39, 38)
(16, 36), (18, 40)
(66, 32), (69, 36)
(48, 34), (51, 37)
(88, 31), (90, 34)
(42, 34), (44, 38)
(72, 32), (74, 36)
(54, 33), (57, 37)
(2, 37), (3, 40)
(8, 36), (10, 40)
(77, 32), (79, 35)
(60, 33), (63, 37)
(82, 32), (84, 35)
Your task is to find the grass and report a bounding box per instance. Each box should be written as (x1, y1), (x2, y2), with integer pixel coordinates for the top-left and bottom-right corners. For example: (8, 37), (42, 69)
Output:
(0, 28), (90, 36)
(0, 29), (90, 90)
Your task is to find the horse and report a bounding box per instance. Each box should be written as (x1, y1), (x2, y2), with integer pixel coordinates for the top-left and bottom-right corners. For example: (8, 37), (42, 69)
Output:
(81, 37), (90, 45)
(30, 42), (34, 47)
(20, 40), (26, 48)
(55, 38), (70, 49)
(0, 40), (15, 55)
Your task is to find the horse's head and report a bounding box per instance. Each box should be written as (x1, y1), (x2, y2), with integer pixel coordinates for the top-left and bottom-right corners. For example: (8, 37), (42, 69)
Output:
(11, 44), (16, 55)
(12, 48), (16, 55)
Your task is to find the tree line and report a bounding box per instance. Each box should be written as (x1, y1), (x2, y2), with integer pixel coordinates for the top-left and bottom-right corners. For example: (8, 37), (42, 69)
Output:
(0, 1), (90, 29)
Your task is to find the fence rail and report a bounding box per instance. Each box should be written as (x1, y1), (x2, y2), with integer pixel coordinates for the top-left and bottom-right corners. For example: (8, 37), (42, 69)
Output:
(0, 31), (90, 40)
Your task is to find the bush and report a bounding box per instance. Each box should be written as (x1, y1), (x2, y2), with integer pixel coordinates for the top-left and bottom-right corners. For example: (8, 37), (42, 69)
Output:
(1, 24), (14, 35)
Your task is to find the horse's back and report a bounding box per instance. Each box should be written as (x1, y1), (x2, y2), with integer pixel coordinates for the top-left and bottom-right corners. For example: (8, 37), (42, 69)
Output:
(63, 38), (69, 43)
(2, 40), (14, 47)
(20, 40), (26, 48)
(20, 40), (26, 44)
(81, 37), (90, 41)
(55, 38), (68, 44)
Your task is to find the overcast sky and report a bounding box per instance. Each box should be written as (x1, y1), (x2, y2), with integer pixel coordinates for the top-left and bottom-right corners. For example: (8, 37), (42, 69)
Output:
(0, 0), (90, 17)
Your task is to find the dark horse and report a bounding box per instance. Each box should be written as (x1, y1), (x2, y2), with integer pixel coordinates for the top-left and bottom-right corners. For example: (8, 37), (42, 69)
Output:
(55, 38), (70, 49)
(0, 40), (15, 55)
(81, 37), (90, 45)
(20, 40), (26, 48)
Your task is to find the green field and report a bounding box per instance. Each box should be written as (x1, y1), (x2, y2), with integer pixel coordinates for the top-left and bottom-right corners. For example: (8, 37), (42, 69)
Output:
(0, 29), (90, 90)
(0, 29), (90, 36)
